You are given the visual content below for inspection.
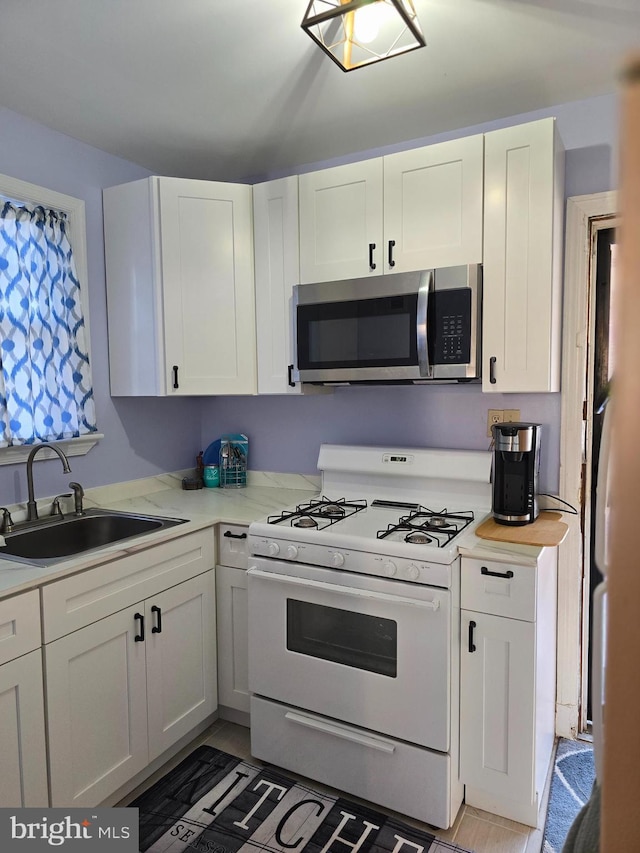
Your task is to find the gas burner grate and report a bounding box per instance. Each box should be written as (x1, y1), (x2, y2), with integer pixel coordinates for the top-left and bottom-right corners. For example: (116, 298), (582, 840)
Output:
(267, 496), (368, 529)
(377, 507), (475, 548)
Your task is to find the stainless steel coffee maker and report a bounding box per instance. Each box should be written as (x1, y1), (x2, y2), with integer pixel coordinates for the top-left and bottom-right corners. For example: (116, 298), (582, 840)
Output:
(491, 422), (541, 525)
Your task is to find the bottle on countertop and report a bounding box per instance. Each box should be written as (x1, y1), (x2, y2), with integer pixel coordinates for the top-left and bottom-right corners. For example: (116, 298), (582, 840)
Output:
(196, 451), (205, 486)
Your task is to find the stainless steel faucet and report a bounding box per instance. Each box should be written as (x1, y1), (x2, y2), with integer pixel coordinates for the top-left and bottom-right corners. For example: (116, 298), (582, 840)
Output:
(26, 445), (72, 522)
(69, 481), (85, 516)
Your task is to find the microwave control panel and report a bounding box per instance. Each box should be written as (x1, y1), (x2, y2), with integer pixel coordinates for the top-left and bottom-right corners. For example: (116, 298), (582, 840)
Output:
(429, 288), (472, 364)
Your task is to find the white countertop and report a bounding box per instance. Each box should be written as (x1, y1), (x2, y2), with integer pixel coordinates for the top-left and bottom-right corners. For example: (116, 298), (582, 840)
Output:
(0, 471), (319, 599)
(0, 469), (546, 600)
(459, 531), (543, 567)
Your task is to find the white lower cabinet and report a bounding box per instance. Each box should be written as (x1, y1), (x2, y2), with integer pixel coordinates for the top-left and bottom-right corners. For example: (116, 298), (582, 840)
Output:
(43, 530), (217, 807)
(146, 574), (217, 760)
(45, 603), (149, 807)
(0, 649), (48, 807)
(216, 524), (250, 720)
(0, 590), (48, 807)
(460, 551), (557, 826)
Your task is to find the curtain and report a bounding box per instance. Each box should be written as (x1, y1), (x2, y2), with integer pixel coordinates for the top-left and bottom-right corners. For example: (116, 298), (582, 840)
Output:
(0, 202), (97, 446)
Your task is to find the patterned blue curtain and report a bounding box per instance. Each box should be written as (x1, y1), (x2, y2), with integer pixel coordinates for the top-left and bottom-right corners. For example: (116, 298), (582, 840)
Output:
(0, 202), (97, 446)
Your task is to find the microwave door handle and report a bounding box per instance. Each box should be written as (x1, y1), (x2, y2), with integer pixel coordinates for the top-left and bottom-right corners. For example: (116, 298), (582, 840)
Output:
(417, 271), (433, 378)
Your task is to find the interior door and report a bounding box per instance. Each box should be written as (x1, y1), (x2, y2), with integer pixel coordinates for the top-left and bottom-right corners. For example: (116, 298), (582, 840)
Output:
(585, 226), (616, 724)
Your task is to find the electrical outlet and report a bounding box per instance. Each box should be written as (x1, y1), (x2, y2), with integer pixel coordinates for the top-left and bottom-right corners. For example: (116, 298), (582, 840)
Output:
(487, 409), (504, 438)
(503, 409), (521, 423)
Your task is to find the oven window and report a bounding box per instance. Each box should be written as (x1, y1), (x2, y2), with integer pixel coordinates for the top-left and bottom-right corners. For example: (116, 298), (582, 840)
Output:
(297, 294), (417, 369)
(286, 599), (397, 677)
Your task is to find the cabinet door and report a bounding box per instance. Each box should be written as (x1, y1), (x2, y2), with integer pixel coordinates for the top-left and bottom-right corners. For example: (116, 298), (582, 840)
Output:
(146, 571), (217, 761)
(483, 118), (563, 392)
(0, 650), (48, 807)
(460, 611), (535, 805)
(383, 135), (484, 273)
(254, 176), (302, 394)
(299, 159), (383, 283)
(158, 177), (257, 395)
(46, 606), (148, 807)
(216, 564), (249, 714)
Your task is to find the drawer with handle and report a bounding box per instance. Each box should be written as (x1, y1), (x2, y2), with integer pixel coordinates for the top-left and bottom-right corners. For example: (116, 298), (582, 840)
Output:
(461, 557), (536, 621)
(217, 524), (249, 569)
(250, 694), (452, 829)
(0, 590), (41, 665)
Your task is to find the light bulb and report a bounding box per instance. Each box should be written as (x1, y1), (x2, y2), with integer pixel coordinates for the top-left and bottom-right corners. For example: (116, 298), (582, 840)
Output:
(353, 2), (394, 45)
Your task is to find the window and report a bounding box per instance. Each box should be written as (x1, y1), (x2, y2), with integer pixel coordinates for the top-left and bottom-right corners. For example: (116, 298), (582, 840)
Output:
(0, 173), (101, 462)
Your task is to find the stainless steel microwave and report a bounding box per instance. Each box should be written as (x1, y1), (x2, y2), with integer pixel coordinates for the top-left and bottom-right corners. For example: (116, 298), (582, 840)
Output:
(292, 264), (482, 385)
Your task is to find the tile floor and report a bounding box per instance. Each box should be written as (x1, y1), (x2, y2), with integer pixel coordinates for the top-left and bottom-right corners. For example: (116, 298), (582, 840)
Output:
(121, 719), (550, 853)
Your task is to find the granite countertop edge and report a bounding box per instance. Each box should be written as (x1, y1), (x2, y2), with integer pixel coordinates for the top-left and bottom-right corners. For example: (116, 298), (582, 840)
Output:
(0, 470), (545, 600)
(0, 471), (320, 600)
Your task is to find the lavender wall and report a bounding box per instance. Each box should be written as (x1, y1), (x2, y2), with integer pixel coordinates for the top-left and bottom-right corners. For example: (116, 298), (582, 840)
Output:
(0, 91), (619, 506)
(200, 387), (561, 491)
(0, 108), (202, 506)
(201, 93), (620, 495)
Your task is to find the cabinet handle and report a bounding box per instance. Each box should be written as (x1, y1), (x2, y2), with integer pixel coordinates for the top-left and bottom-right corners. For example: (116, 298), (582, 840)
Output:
(368, 243), (376, 271)
(287, 364), (296, 388)
(489, 356), (497, 384)
(481, 566), (514, 579)
(388, 239), (396, 268)
(134, 612), (145, 642)
(468, 620), (477, 653)
(224, 530), (248, 540)
(172, 365), (179, 389)
(151, 605), (162, 634)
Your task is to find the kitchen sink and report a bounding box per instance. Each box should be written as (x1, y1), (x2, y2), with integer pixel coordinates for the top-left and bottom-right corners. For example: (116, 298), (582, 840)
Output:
(0, 508), (188, 566)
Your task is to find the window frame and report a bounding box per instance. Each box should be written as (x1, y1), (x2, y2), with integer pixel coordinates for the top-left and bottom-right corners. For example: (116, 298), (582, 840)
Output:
(0, 172), (103, 464)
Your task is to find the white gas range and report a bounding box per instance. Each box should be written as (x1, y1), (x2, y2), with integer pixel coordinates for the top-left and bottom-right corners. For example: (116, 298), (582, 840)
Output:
(247, 444), (492, 830)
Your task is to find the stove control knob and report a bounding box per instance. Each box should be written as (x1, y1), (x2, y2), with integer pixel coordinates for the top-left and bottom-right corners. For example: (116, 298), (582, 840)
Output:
(383, 561), (397, 577)
(331, 552), (345, 568)
(286, 544), (299, 560)
(406, 564), (420, 581)
(267, 542), (280, 557)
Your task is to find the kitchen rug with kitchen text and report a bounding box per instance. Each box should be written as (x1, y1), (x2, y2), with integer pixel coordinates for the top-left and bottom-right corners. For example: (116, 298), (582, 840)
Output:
(132, 745), (474, 853)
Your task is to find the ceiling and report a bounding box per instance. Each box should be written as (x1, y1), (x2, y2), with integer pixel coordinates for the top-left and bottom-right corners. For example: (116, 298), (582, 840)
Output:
(2, 0), (639, 182)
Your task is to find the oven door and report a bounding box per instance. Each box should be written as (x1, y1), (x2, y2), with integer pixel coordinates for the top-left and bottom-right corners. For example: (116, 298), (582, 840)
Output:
(247, 560), (451, 751)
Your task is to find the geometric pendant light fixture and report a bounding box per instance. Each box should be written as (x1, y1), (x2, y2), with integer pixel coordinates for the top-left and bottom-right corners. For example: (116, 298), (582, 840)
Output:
(301, 0), (426, 72)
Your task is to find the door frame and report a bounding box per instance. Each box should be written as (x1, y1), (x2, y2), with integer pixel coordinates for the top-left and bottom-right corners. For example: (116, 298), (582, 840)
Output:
(557, 191), (617, 738)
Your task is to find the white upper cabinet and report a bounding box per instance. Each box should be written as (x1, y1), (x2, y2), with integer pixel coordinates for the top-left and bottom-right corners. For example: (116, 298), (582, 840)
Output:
(383, 135), (484, 272)
(482, 118), (564, 392)
(299, 159), (383, 283)
(298, 135), (483, 284)
(253, 176), (302, 394)
(103, 176), (257, 396)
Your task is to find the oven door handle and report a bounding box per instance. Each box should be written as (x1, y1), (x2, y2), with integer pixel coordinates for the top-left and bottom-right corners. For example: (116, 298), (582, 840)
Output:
(417, 269), (433, 378)
(285, 710), (396, 754)
(248, 567), (441, 611)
